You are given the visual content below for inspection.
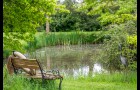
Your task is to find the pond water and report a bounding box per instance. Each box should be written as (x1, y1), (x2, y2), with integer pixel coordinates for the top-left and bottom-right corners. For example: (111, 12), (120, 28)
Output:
(27, 44), (109, 78)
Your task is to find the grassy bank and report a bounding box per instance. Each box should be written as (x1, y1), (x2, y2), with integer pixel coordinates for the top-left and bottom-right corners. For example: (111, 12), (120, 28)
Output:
(63, 71), (137, 90)
(63, 77), (136, 90)
(3, 31), (110, 58)
(3, 65), (137, 90)
(25, 31), (110, 51)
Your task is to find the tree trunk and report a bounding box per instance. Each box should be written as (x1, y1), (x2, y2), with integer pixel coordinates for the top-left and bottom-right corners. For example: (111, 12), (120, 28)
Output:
(46, 15), (50, 33)
(46, 21), (50, 33)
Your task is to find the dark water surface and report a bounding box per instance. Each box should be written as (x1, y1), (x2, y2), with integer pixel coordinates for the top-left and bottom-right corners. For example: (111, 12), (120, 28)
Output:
(27, 44), (108, 77)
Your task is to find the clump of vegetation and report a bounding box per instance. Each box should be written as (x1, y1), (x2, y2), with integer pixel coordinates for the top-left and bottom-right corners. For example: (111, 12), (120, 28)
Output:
(25, 31), (110, 52)
(96, 21), (137, 70)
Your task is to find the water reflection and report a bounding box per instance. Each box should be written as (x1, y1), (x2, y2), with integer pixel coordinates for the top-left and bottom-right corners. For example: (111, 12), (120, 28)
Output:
(93, 63), (102, 73)
(73, 66), (89, 77)
(68, 63), (107, 78)
(28, 44), (106, 77)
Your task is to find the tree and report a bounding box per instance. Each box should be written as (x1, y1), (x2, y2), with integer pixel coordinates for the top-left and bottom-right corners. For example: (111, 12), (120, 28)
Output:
(50, 0), (101, 32)
(81, 0), (137, 26)
(83, 0), (137, 70)
(3, 0), (68, 52)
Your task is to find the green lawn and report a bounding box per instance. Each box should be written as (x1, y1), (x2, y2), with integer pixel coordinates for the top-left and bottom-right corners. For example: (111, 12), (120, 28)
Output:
(62, 78), (136, 90)
(3, 65), (137, 90)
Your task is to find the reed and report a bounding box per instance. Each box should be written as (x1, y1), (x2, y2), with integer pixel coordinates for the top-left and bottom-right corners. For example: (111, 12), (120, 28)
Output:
(3, 31), (110, 58)
(25, 31), (110, 51)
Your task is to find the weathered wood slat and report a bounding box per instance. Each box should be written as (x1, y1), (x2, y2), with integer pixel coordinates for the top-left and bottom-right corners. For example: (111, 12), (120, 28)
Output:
(13, 57), (36, 61)
(12, 58), (39, 69)
(14, 64), (39, 69)
(13, 59), (38, 65)
(14, 62), (38, 65)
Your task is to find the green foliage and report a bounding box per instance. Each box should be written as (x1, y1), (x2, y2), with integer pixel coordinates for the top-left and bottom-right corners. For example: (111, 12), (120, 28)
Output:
(127, 35), (137, 46)
(3, 0), (57, 51)
(45, 0), (137, 71)
(50, 0), (136, 32)
(3, 49), (11, 59)
(3, 0), (56, 32)
(83, 0), (137, 26)
(3, 0), (69, 53)
(50, 12), (101, 31)
(3, 32), (34, 53)
(49, 0), (101, 32)
(96, 21), (137, 70)
(124, 35), (137, 70)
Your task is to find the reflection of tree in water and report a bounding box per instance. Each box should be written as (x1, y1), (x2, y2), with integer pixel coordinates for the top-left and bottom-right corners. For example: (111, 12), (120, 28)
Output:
(49, 52), (90, 76)
(102, 63), (121, 74)
(29, 45), (104, 76)
(50, 50), (97, 76)
(81, 52), (95, 76)
(46, 55), (51, 70)
(53, 53), (81, 66)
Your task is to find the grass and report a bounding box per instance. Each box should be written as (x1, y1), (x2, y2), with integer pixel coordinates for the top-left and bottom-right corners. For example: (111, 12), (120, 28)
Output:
(62, 79), (136, 90)
(3, 65), (137, 90)
(3, 31), (111, 58)
(3, 65), (57, 90)
(62, 71), (137, 90)
(25, 31), (110, 51)
(4, 75), (57, 90)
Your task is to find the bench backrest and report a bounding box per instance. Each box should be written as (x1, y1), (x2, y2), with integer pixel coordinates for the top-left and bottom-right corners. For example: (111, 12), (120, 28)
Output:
(11, 57), (44, 76)
(12, 58), (39, 69)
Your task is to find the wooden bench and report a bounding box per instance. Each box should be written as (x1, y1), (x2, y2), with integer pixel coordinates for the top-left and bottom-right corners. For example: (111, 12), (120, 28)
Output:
(10, 57), (63, 90)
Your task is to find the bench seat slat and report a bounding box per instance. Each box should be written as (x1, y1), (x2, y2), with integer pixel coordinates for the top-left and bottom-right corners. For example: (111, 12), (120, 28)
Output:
(26, 73), (63, 80)
(13, 59), (38, 65)
(14, 65), (39, 69)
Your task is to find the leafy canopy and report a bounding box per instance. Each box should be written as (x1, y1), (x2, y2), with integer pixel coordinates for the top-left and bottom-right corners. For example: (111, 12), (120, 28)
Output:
(81, 0), (136, 26)
(3, 0), (68, 52)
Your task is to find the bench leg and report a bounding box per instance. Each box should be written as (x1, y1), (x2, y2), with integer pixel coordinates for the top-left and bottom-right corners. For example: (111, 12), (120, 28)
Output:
(42, 79), (46, 88)
(59, 78), (63, 90)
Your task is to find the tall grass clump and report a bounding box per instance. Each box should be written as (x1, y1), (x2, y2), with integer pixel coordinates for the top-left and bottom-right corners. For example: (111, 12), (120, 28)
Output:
(72, 71), (137, 83)
(25, 31), (110, 52)
(3, 64), (57, 90)
(90, 71), (137, 83)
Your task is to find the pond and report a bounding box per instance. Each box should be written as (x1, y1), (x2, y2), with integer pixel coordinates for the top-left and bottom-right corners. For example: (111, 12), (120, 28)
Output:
(27, 44), (109, 78)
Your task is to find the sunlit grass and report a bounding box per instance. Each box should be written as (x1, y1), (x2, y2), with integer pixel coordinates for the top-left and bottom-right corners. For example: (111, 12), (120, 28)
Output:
(4, 64), (137, 90)
(62, 79), (136, 90)
(62, 72), (137, 90)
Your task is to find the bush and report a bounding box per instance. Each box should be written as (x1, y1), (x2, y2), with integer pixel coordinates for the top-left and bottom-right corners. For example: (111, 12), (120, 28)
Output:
(95, 21), (137, 70)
